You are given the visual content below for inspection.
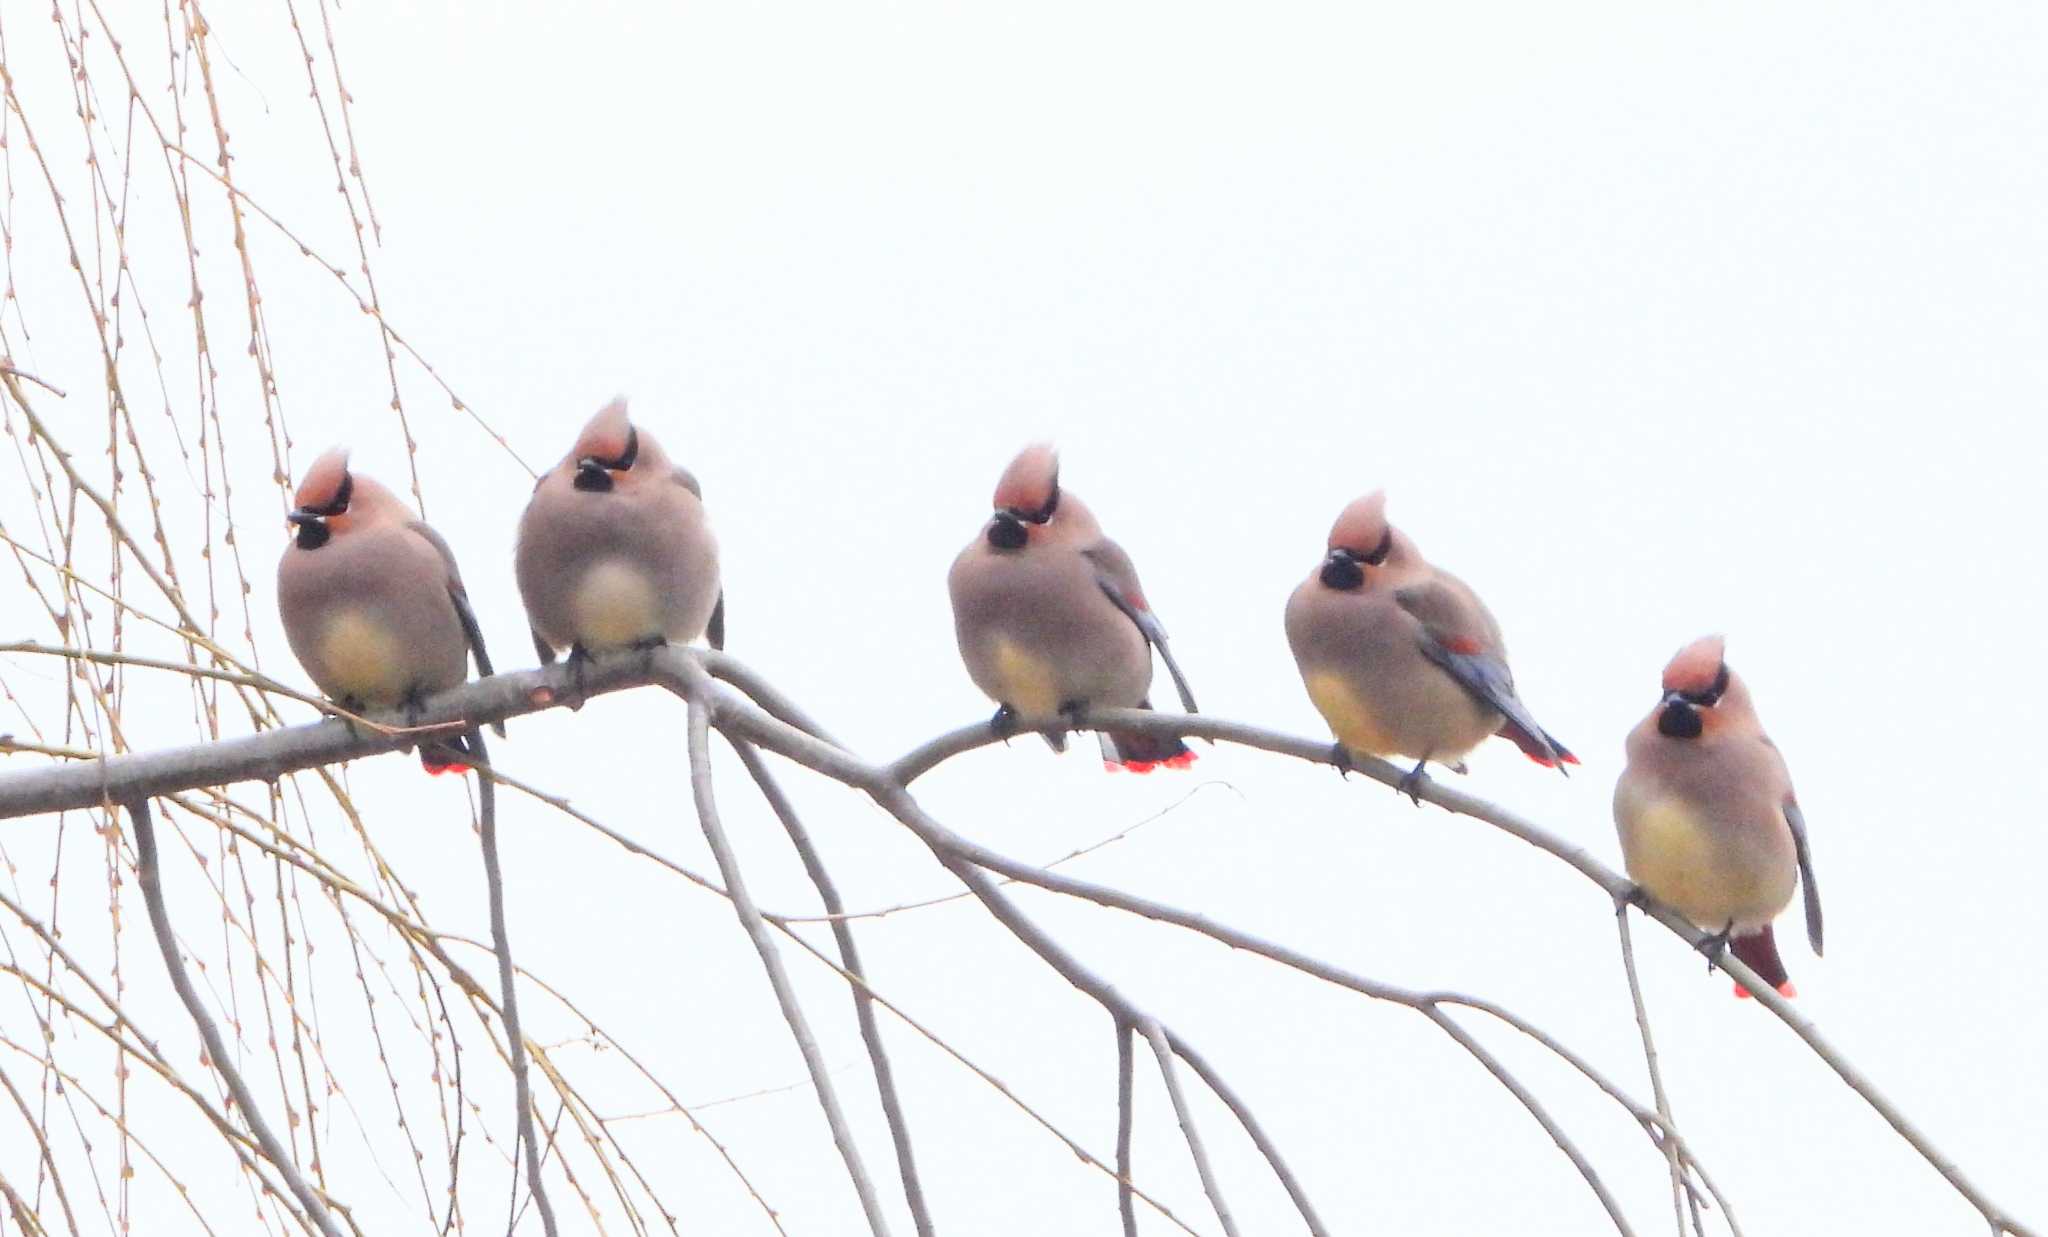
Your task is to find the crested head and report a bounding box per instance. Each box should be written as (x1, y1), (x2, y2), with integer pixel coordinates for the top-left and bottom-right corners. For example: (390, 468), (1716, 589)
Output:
(1661, 635), (1728, 696)
(287, 448), (408, 548)
(293, 447), (353, 512)
(571, 398), (635, 466)
(1328, 491), (1390, 555)
(992, 443), (1059, 519)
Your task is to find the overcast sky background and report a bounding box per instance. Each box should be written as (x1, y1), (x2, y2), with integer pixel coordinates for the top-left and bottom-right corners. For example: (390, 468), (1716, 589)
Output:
(3, 2), (2045, 1233)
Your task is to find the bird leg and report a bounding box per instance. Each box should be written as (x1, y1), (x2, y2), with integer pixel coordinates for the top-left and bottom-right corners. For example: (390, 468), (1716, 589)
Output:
(630, 633), (668, 678)
(562, 643), (593, 711)
(1058, 699), (1091, 747)
(1329, 742), (1354, 779)
(988, 703), (1020, 743)
(1395, 757), (1432, 807)
(1696, 920), (1735, 972)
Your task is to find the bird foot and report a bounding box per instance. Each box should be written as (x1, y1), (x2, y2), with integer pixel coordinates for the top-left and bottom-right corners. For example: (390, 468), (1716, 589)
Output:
(1696, 921), (1734, 971)
(989, 704), (1019, 743)
(1614, 883), (1649, 913)
(630, 634), (669, 677)
(561, 644), (594, 712)
(1330, 742), (1354, 779)
(1395, 759), (1431, 807)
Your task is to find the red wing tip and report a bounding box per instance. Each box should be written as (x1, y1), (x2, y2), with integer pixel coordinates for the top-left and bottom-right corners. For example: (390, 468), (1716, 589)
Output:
(1524, 753), (1558, 768)
(1559, 752), (1581, 765)
(1442, 636), (1483, 654)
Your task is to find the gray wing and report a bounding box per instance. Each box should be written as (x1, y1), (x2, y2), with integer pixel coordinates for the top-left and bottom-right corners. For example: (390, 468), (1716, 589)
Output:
(1784, 796), (1823, 956)
(707, 590), (726, 651)
(1395, 581), (1571, 767)
(1082, 540), (1198, 714)
(409, 521), (506, 736)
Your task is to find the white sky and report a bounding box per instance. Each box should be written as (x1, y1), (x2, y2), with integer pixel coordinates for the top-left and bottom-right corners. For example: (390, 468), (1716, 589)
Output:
(2, 1), (2044, 1234)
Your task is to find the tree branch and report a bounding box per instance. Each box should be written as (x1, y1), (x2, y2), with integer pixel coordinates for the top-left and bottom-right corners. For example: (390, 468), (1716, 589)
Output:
(681, 679), (894, 1237)
(730, 739), (935, 1237)
(127, 796), (348, 1237)
(1138, 1016), (1241, 1237)
(468, 730), (559, 1237)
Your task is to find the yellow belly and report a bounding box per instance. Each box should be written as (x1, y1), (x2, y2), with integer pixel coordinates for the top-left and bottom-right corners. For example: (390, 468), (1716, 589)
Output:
(1624, 798), (1777, 928)
(573, 560), (661, 649)
(1306, 671), (1398, 757)
(318, 611), (412, 705)
(992, 639), (1063, 717)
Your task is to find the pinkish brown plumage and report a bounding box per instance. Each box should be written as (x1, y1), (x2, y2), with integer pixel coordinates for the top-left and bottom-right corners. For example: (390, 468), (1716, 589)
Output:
(515, 398), (723, 665)
(277, 447), (497, 774)
(947, 444), (1198, 772)
(1284, 490), (1572, 798)
(1614, 636), (1824, 998)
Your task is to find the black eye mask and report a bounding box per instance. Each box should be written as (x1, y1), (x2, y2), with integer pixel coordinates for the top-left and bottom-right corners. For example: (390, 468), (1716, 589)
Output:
(573, 426), (640, 493)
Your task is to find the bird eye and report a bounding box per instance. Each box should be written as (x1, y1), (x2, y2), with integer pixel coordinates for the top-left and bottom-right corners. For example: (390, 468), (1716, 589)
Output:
(987, 512), (1028, 550)
(1319, 552), (1365, 590)
(1359, 527), (1393, 567)
(1030, 483), (1059, 524)
(1680, 664), (1730, 707)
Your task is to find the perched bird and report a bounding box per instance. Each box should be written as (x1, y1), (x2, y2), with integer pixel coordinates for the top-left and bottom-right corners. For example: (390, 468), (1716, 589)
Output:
(277, 447), (498, 773)
(1614, 635), (1823, 998)
(1284, 491), (1573, 798)
(515, 399), (723, 674)
(948, 444), (1199, 772)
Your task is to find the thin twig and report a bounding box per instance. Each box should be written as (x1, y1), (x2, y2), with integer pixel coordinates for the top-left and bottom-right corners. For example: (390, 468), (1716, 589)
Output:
(126, 796), (346, 1237)
(731, 739), (934, 1237)
(681, 684), (894, 1237)
(1618, 903), (1700, 1237)
(1164, 1027), (1331, 1237)
(1138, 1016), (1241, 1237)
(1116, 1022), (1137, 1237)
(469, 731), (559, 1237)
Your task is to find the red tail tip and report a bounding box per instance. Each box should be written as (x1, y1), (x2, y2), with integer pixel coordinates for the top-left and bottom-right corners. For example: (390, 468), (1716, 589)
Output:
(1120, 760), (1159, 774)
(1732, 980), (1797, 1000)
(1160, 751), (1198, 770)
(422, 761), (468, 777)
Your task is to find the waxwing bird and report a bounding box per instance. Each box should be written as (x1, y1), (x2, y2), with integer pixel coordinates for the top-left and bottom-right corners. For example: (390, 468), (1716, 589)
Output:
(1614, 635), (1823, 999)
(947, 444), (1199, 772)
(277, 447), (500, 774)
(1284, 491), (1573, 799)
(515, 399), (723, 677)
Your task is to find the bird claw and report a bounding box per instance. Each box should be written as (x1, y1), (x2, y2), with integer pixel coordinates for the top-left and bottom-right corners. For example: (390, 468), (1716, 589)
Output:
(1395, 759), (1431, 806)
(630, 634), (668, 677)
(1330, 742), (1353, 779)
(1615, 883), (1649, 913)
(989, 704), (1019, 742)
(561, 644), (593, 712)
(1696, 921), (1734, 971)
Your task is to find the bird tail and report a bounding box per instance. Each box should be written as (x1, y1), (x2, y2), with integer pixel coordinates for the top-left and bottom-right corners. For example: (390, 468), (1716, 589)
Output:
(1730, 925), (1796, 999)
(419, 732), (476, 776)
(1096, 702), (1196, 774)
(1496, 716), (1579, 771)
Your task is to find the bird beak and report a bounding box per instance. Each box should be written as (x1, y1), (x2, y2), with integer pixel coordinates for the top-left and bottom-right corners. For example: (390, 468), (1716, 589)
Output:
(287, 509), (324, 528)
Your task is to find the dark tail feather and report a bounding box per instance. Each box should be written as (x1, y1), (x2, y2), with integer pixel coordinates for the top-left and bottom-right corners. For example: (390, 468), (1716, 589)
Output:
(420, 732), (476, 776)
(1040, 731), (1068, 754)
(1729, 926), (1795, 999)
(1095, 703), (1195, 773)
